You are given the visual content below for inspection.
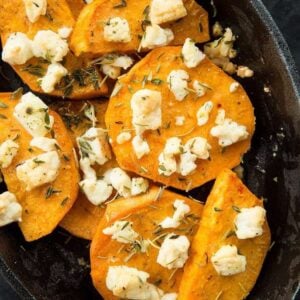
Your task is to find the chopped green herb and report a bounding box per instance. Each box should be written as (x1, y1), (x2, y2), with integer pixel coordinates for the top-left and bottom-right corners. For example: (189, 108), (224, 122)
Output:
(113, 0), (127, 8)
(159, 165), (166, 172)
(232, 205), (241, 213)
(61, 197), (69, 206)
(45, 186), (61, 199)
(214, 207), (222, 212)
(151, 78), (163, 85)
(0, 101), (8, 108)
(10, 88), (23, 100)
(33, 158), (45, 164)
(22, 64), (46, 77)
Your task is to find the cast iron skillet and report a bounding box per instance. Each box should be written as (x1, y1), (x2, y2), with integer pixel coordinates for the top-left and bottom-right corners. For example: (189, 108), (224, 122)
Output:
(0, 0), (300, 299)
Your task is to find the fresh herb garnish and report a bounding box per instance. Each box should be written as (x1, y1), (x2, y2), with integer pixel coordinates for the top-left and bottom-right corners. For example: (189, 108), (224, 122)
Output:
(22, 64), (46, 77)
(45, 186), (61, 199)
(113, 0), (127, 8)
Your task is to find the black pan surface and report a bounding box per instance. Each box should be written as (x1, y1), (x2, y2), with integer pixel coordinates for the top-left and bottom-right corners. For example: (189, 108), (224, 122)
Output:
(0, 0), (300, 299)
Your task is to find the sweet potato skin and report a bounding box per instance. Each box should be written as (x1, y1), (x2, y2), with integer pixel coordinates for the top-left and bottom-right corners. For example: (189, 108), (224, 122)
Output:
(0, 93), (80, 241)
(178, 169), (271, 300)
(105, 46), (255, 190)
(90, 187), (204, 299)
(70, 0), (209, 56)
(0, 0), (108, 99)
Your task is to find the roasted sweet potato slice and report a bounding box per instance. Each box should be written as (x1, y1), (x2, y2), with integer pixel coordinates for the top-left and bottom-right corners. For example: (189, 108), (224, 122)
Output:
(105, 46), (255, 190)
(178, 169), (271, 299)
(66, 0), (86, 19)
(0, 92), (79, 241)
(70, 0), (209, 56)
(90, 187), (204, 298)
(0, 0), (108, 99)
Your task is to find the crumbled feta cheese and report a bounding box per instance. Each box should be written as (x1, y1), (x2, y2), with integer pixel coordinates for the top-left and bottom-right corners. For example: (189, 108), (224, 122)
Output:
(212, 22), (223, 37)
(167, 70), (189, 101)
(98, 54), (133, 69)
(16, 151), (60, 191)
(103, 220), (139, 243)
(164, 137), (182, 156)
(40, 63), (68, 93)
(229, 82), (239, 93)
(58, 27), (73, 39)
(193, 80), (208, 98)
(101, 64), (121, 79)
(79, 178), (113, 205)
(158, 152), (177, 176)
(23, 0), (47, 23)
(79, 157), (97, 180)
(0, 192), (22, 227)
(116, 132), (132, 144)
(141, 24), (174, 49)
(235, 206), (266, 239)
(160, 199), (190, 228)
(32, 30), (69, 63)
(196, 101), (213, 126)
(104, 168), (131, 198)
(131, 89), (162, 135)
(211, 245), (247, 276)
(178, 151), (197, 176)
(85, 0), (93, 3)
(215, 109), (225, 125)
(77, 127), (111, 166)
(175, 116), (185, 126)
(210, 110), (249, 147)
(106, 266), (163, 299)
(104, 17), (131, 43)
(30, 137), (58, 152)
(185, 137), (211, 160)
(157, 234), (190, 269)
(237, 66), (254, 78)
(150, 0), (187, 25)
(131, 177), (149, 196)
(2, 32), (33, 65)
(0, 140), (19, 168)
(14, 92), (54, 137)
(161, 293), (178, 300)
(182, 38), (205, 68)
(131, 135), (150, 159)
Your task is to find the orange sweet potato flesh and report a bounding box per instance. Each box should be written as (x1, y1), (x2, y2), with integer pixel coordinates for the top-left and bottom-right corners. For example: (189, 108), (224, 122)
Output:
(70, 0), (209, 56)
(90, 187), (204, 299)
(0, 0), (108, 99)
(66, 0), (86, 19)
(0, 93), (80, 241)
(105, 46), (255, 191)
(178, 169), (271, 300)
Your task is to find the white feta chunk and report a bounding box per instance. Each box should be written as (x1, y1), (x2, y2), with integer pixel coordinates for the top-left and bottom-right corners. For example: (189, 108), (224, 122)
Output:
(150, 0), (187, 25)
(160, 199), (190, 229)
(131, 177), (149, 196)
(178, 151), (197, 176)
(23, 0), (47, 23)
(98, 54), (133, 69)
(141, 24), (174, 49)
(131, 89), (162, 135)
(103, 220), (139, 243)
(196, 101), (213, 126)
(101, 64), (121, 79)
(235, 206), (266, 239)
(229, 82), (239, 93)
(167, 70), (189, 101)
(211, 245), (247, 276)
(40, 63), (68, 93)
(175, 116), (185, 126)
(185, 137), (211, 159)
(237, 66), (254, 78)
(104, 17), (131, 43)
(0, 192), (22, 227)
(14, 92), (54, 137)
(2, 32), (33, 65)
(116, 132), (132, 144)
(30, 137), (58, 152)
(16, 151), (60, 191)
(182, 38), (205, 68)
(193, 80), (208, 97)
(79, 157), (96, 180)
(58, 27), (73, 39)
(164, 137), (182, 156)
(161, 294), (178, 300)
(0, 140), (19, 168)
(157, 234), (190, 269)
(158, 152), (177, 176)
(132, 135), (150, 159)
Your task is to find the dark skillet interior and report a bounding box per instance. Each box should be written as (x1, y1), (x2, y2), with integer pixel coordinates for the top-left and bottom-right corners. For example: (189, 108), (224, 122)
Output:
(0, 0), (300, 299)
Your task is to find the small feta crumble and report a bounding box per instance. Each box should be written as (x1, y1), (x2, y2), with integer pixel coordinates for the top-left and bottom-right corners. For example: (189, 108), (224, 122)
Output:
(58, 27), (73, 39)
(0, 140), (19, 168)
(16, 151), (60, 191)
(185, 137), (211, 160)
(0, 192), (22, 227)
(131, 89), (162, 135)
(161, 294), (178, 300)
(193, 80), (208, 98)
(160, 199), (191, 228)
(211, 245), (247, 276)
(141, 24), (174, 49)
(164, 137), (182, 156)
(131, 177), (149, 196)
(104, 17), (131, 43)
(85, 0), (93, 3)
(150, 0), (187, 25)
(30, 137), (58, 152)
(32, 30), (69, 63)
(157, 234), (190, 269)
(212, 22), (224, 37)
(80, 178), (113, 205)
(182, 38), (205, 68)
(103, 220), (139, 243)
(104, 168), (132, 198)
(116, 132), (132, 144)
(106, 266), (163, 299)
(210, 109), (249, 147)
(2, 32), (33, 65)
(178, 151), (197, 176)
(14, 92), (54, 137)
(79, 157), (96, 180)
(23, 0), (47, 23)
(158, 152), (177, 176)
(77, 127), (111, 166)
(40, 63), (68, 93)
(237, 66), (254, 78)
(101, 64), (121, 79)
(167, 70), (189, 101)
(229, 82), (239, 93)
(196, 101), (213, 126)
(235, 206), (266, 239)
(175, 116), (185, 126)
(132, 135), (150, 159)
